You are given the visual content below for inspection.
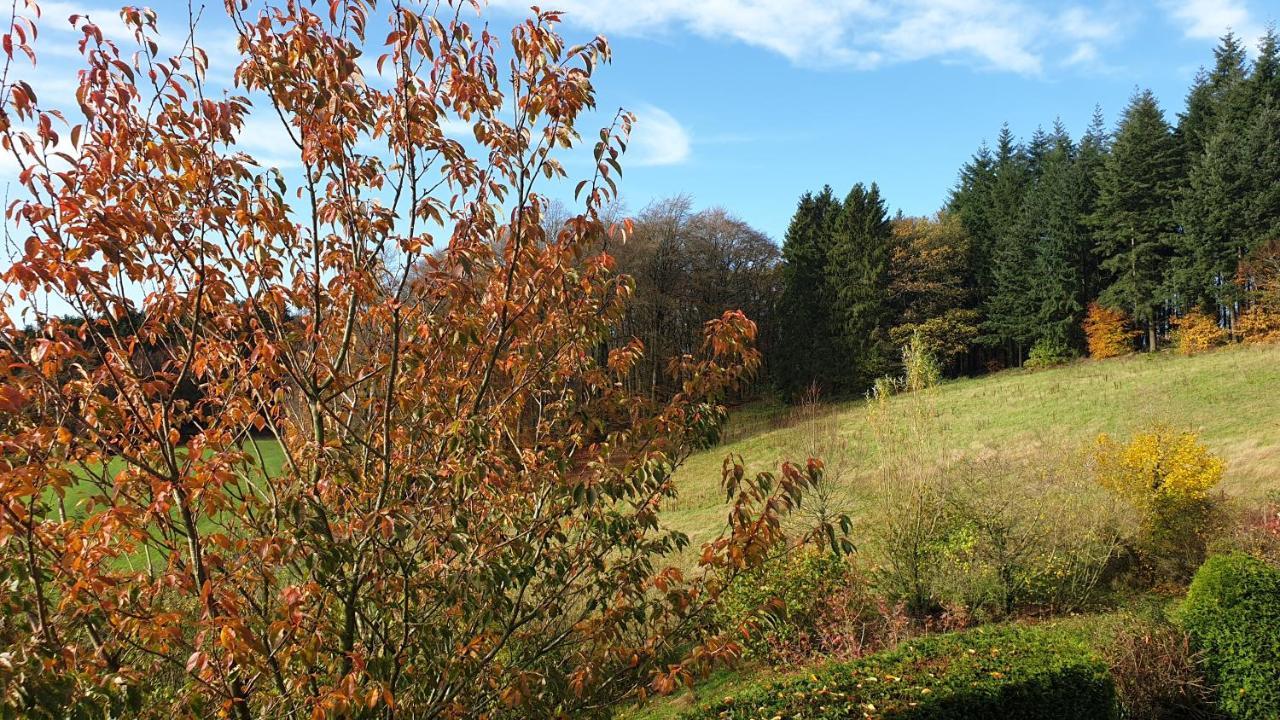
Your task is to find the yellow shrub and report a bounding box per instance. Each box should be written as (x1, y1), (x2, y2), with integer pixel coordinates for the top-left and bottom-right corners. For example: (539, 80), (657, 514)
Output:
(1082, 303), (1136, 360)
(1095, 427), (1224, 508)
(1172, 311), (1228, 356)
(1237, 305), (1280, 344)
(1094, 427), (1226, 582)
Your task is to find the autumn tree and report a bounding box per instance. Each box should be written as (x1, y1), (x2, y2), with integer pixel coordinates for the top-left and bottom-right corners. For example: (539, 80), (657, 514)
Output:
(0, 2), (831, 718)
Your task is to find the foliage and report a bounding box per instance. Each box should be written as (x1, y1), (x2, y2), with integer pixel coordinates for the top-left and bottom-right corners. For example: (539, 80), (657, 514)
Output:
(889, 310), (981, 375)
(1084, 303), (1138, 359)
(1093, 90), (1182, 351)
(1178, 553), (1280, 720)
(679, 624), (1117, 720)
(1095, 428), (1227, 582)
(1173, 311), (1230, 355)
(935, 454), (1124, 619)
(1024, 337), (1076, 369)
(713, 548), (852, 662)
(0, 3), (834, 717)
(827, 182), (896, 393)
(901, 332), (942, 392)
(1235, 305), (1280, 344)
(1099, 614), (1220, 720)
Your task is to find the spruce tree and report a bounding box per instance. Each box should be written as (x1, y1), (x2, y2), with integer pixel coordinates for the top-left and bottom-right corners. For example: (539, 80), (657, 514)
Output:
(1177, 32), (1249, 162)
(1094, 90), (1181, 351)
(949, 142), (998, 305)
(826, 182), (894, 392)
(1174, 31), (1273, 320)
(774, 187), (842, 399)
(982, 125), (1037, 363)
(1030, 123), (1097, 350)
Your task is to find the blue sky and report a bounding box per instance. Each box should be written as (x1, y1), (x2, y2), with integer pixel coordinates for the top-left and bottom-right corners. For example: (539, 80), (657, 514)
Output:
(480, 0), (1279, 240)
(6, 0), (1280, 244)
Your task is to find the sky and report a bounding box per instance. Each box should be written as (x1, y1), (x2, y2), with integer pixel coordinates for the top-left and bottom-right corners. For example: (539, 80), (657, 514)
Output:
(4, 0), (1280, 245)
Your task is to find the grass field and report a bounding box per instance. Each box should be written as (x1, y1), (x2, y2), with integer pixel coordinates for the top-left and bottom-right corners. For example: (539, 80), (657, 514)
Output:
(667, 343), (1280, 552)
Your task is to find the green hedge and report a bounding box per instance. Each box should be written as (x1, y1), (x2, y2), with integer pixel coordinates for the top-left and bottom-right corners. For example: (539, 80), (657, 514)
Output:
(1178, 553), (1280, 720)
(681, 624), (1116, 719)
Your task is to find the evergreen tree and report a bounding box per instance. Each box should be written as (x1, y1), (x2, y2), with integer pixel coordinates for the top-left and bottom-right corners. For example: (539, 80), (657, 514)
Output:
(1177, 32), (1249, 162)
(949, 142), (998, 305)
(1077, 106), (1113, 299)
(982, 125), (1038, 362)
(1094, 90), (1182, 351)
(1029, 123), (1098, 349)
(826, 182), (894, 392)
(1174, 31), (1275, 321)
(773, 187), (842, 398)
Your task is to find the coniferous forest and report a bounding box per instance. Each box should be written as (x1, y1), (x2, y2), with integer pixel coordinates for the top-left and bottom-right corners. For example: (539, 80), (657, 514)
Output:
(764, 30), (1280, 399)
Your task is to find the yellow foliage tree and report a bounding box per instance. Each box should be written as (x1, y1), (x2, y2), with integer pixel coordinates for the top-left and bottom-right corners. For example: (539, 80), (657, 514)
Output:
(1094, 427), (1225, 581)
(1083, 303), (1137, 359)
(1173, 311), (1229, 355)
(1237, 305), (1280, 344)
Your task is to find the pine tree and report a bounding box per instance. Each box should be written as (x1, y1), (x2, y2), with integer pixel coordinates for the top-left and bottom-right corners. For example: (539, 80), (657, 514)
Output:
(982, 125), (1038, 362)
(949, 141), (998, 305)
(1177, 32), (1249, 162)
(826, 182), (894, 393)
(1029, 122), (1097, 349)
(1094, 90), (1182, 351)
(774, 187), (842, 398)
(1174, 30), (1274, 321)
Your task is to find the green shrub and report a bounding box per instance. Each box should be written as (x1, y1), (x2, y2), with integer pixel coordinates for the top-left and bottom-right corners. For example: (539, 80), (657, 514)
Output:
(715, 549), (852, 660)
(681, 624), (1117, 719)
(1178, 553), (1280, 720)
(1025, 338), (1076, 369)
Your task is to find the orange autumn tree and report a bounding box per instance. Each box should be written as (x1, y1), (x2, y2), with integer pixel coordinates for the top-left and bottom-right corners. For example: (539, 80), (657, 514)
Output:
(1082, 302), (1137, 359)
(0, 2), (836, 718)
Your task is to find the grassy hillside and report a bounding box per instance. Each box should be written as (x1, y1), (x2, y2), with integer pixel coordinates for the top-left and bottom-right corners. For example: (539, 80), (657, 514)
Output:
(667, 344), (1280, 551)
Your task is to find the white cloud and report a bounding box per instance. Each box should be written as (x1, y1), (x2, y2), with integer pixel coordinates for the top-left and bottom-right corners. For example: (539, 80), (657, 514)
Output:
(1162, 0), (1261, 41)
(629, 104), (691, 167)
(486, 0), (1126, 75)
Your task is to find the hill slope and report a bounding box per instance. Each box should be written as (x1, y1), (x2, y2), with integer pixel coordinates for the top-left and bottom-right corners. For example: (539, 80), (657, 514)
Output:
(667, 344), (1280, 550)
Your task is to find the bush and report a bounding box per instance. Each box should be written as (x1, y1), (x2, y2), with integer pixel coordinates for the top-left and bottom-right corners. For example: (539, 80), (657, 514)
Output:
(1100, 615), (1220, 719)
(1173, 312), (1229, 356)
(1083, 303), (1137, 360)
(1178, 554), (1280, 720)
(1024, 338), (1076, 369)
(936, 455), (1124, 619)
(715, 549), (854, 661)
(1236, 306), (1280, 344)
(1094, 427), (1226, 583)
(902, 331), (942, 392)
(681, 624), (1117, 719)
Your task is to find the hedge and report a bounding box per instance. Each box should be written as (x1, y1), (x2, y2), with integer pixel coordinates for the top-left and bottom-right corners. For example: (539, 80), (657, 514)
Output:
(681, 624), (1116, 719)
(1178, 553), (1280, 720)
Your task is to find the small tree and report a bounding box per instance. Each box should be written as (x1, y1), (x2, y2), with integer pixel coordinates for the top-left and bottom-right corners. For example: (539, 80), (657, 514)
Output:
(1083, 302), (1138, 359)
(0, 3), (830, 717)
(1172, 311), (1229, 355)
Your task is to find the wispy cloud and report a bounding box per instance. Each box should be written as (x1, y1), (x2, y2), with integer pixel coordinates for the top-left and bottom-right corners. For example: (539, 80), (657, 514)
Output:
(1162, 0), (1263, 43)
(487, 0), (1127, 76)
(629, 104), (691, 167)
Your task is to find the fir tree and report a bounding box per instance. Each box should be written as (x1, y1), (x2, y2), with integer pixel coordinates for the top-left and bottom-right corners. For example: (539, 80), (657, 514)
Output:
(826, 182), (894, 392)
(1094, 90), (1182, 351)
(1029, 124), (1097, 349)
(774, 187), (842, 398)
(982, 125), (1038, 362)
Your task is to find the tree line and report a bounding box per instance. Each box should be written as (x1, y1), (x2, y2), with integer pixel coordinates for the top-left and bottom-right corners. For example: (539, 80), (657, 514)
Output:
(769, 30), (1280, 399)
